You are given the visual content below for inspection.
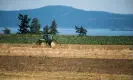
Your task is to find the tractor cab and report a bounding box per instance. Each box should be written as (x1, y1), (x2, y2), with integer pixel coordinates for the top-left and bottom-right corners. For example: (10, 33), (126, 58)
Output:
(43, 34), (53, 46)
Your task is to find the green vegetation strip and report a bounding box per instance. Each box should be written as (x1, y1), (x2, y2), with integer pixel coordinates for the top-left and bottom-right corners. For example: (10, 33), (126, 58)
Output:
(0, 34), (133, 45)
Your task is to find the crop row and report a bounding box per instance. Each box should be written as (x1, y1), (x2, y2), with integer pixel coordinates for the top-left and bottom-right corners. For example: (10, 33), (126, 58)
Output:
(0, 34), (133, 45)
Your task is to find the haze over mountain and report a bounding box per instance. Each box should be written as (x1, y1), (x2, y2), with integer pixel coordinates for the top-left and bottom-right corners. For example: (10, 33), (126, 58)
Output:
(0, 5), (133, 29)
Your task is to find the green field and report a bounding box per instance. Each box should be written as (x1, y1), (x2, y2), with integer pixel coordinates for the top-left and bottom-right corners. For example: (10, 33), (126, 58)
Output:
(0, 34), (133, 45)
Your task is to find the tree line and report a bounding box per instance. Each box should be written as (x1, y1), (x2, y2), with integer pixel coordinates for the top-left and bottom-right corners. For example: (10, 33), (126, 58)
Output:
(1, 14), (87, 36)
(17, 14), (58, 35)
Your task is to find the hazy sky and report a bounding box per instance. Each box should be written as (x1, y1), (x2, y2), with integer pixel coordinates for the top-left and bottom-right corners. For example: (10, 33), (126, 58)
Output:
(0, 0), (133, 14)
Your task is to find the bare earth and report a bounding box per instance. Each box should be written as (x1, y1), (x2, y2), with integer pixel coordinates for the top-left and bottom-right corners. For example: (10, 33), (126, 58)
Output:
(0, 44), (133, 80)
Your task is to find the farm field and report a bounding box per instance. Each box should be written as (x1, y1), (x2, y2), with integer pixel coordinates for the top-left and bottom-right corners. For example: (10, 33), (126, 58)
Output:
(0, 44), (133, 80)
(0, 1), (133, 80)
(0, 34), (133, 45)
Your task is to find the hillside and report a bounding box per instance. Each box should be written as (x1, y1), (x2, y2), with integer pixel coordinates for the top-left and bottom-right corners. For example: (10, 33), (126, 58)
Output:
(0, 5), (133, 29)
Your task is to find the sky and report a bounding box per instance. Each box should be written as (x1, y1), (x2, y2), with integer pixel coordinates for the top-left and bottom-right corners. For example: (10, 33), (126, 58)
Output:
(0, 0), (133, 14)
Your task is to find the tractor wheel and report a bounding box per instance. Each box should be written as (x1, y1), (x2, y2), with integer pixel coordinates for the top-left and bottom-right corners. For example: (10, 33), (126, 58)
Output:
(41, 42), (46, 46)
(51, 41), (56, 48)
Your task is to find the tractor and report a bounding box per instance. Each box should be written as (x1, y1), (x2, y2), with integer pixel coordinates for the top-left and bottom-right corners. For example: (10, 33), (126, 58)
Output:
(37, 34), (56, 47)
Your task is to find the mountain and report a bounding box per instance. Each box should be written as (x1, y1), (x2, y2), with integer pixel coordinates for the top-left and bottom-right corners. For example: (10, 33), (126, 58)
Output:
(0, 5), (133, 29)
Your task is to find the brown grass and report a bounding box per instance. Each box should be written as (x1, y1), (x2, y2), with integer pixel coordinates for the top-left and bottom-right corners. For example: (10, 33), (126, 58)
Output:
(0, 56), (132, 75)
(0, 44), (133, 80)
(0, 71), (132, 80)
(0, 44), (133, 59)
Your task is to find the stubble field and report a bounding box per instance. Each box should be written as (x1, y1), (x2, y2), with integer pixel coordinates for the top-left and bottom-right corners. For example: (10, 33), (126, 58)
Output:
(0, 44), (133, 80)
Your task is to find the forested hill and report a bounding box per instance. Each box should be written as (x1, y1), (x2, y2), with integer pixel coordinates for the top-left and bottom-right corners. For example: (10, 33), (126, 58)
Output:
(0, 5), (133, 29)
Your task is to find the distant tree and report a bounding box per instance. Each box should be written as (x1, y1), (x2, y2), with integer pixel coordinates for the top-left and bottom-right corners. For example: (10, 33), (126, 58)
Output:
(43, 25), (49, 34)
(49, 20), (58, 35)
(75, 26), (87, 36)
(18, 14), (30, 34)
(2, 27), (11, 34)
(30, 18), (40, 34)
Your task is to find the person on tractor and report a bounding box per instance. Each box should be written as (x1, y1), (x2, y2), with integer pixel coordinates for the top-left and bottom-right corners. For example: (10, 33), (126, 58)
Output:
(43, 34), (53, 47)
